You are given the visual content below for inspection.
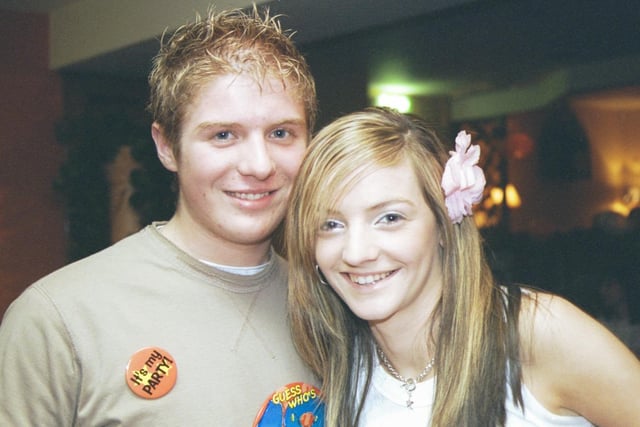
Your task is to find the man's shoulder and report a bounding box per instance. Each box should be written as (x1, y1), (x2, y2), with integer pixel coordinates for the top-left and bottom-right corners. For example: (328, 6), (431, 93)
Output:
(28, 227), (153, 295)
(1, 226), (169, 326)
(62, 227), (147, 264)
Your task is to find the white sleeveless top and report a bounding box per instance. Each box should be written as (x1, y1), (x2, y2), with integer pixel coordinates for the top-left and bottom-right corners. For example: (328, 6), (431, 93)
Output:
(358, 360), (593, 427)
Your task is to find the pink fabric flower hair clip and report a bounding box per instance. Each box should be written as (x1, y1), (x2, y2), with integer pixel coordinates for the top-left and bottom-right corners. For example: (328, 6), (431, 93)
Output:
(441, 131), (486, 224)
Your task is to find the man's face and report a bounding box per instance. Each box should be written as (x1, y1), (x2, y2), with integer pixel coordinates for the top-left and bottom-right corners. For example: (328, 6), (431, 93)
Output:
(157, 73), (308, 265)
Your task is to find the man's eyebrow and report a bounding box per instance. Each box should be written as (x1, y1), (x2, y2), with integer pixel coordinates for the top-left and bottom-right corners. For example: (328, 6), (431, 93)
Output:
(194, 121), (235, 132)
(194, 118), (307, 132)
(271, 118), (307, 127)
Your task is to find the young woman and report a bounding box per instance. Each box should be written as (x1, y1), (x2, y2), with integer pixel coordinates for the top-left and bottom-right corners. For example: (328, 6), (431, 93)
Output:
(286, 107), (640, 426)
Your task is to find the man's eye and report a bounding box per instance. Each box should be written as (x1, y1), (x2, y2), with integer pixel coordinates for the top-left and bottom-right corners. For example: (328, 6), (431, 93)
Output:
(271, 128), (290, 139)
(215, 131), (232, 140)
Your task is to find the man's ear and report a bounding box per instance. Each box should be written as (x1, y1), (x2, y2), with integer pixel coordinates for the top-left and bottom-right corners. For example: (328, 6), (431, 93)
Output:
(151, 122), (178, 172)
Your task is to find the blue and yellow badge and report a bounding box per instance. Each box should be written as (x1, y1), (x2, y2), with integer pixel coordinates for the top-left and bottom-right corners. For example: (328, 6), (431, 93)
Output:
(253, 382), (325, 426)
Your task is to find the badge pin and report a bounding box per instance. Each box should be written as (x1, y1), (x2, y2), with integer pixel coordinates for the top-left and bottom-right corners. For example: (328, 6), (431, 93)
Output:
(253, 382), (325, 427)
(125, 347), (177, 399)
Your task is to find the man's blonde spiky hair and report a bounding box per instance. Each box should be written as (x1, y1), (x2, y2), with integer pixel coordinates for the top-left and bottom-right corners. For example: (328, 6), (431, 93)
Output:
(148, 6), (317, 156)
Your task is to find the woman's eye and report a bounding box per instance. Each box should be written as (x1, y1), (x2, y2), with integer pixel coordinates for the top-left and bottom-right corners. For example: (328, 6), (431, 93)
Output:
(320, 220), (342, 231)
(378, 213), (403, 224)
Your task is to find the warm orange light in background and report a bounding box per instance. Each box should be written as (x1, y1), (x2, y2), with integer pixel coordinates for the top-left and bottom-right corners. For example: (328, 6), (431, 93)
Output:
(505, 183), (522, 209)
(489, 184), (521, 209)
(609, 185), (640, 216)
(490, 187), (504, 205)
(474, 210), (489, 228)
(602, 158), (640, 216)
(479, 183), (522, 228)
(609, 201), (631, 217)
(601, 157), (640, 187)
(623, 186), (640, 206)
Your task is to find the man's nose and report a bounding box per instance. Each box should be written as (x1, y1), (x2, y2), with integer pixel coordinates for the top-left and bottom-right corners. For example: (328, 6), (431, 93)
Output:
(237, 137), (276, 179)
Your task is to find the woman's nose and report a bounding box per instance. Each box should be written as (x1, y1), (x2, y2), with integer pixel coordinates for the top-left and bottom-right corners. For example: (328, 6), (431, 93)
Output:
(342, 225), (379, 265)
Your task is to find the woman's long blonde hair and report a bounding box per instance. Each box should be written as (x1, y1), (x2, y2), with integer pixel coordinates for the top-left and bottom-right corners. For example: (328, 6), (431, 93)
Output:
(287, 107), (523, 426)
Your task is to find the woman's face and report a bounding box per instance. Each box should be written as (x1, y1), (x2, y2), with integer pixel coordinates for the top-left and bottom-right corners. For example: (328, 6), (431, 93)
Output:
(314, 159), (443, 328)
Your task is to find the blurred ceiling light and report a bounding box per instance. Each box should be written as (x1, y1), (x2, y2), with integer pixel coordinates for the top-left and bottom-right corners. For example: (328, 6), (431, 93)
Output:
(374, 93), (412, 113)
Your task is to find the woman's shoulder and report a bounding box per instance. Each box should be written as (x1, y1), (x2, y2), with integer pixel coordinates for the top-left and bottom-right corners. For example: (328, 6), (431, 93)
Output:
(518, 288), (640, 426)
(518, 288), (620, 373)
(518, 289), (613, 354)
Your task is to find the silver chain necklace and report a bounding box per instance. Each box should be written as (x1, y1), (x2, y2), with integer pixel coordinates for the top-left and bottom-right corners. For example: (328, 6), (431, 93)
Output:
(375, 344), (435, 409)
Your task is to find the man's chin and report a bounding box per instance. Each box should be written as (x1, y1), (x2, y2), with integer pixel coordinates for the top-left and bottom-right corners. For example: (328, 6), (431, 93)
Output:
(231, 222), (281, 245)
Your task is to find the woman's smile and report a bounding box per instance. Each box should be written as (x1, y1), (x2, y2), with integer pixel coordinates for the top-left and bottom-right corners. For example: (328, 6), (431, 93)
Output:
(347, 270), (397, 286)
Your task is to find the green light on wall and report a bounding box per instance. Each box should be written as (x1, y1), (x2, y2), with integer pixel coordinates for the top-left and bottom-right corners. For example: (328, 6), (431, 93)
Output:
(374, 93), (412, 113)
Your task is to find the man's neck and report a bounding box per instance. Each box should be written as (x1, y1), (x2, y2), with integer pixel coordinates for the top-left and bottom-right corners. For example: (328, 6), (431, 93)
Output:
(157, 218), (272, 267)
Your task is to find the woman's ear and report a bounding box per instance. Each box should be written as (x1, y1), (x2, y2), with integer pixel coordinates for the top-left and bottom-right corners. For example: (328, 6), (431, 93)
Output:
(151, 122), (178, 172)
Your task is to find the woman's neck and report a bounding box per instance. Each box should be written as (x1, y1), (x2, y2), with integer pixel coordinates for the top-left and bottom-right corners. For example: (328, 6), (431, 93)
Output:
(371, 312), (438, 380)
(369, 277), (442, 379)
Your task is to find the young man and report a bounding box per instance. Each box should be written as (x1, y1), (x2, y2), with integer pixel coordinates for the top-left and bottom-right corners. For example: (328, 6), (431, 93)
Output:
(0, 8), (319, 425)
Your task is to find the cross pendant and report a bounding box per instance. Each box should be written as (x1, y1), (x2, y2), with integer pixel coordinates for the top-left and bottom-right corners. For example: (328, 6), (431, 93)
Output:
(406, 396), (414, 409)
(403, 378), (417, 409)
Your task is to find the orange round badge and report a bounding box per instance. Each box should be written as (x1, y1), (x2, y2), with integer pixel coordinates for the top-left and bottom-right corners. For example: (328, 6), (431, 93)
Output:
(125, 347), (177, 399)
